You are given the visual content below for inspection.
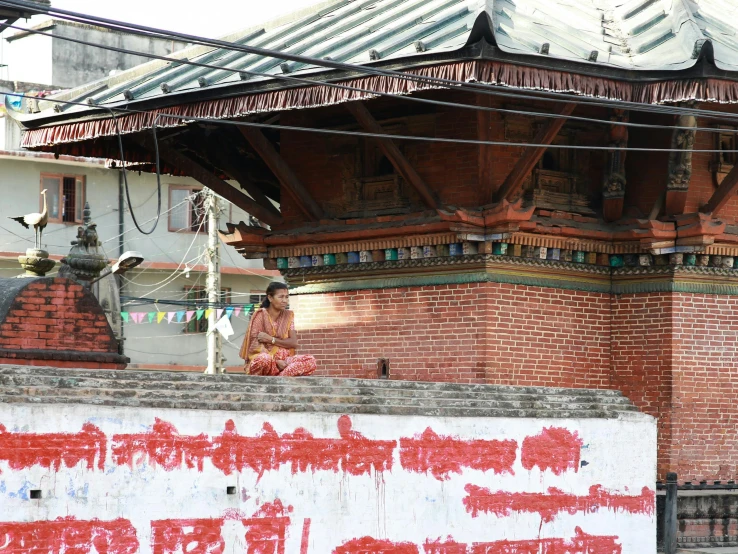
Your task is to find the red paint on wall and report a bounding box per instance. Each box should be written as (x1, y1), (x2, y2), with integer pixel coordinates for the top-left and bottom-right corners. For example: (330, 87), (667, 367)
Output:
(399, 427), (517, 480)
(0, 516), (139, 553)
(423, 538), (469, 553)
(150, 518), (225, 554)
(242, 499), (293, 554)
(300, 518), (311, 554)
(463, 484), (655, 522)
(112, 418), (212, 471)
(520, 427), (582, 475)
(334, 536), (420, 554)
(0, 422), (106, 472)
(211, 416), (395, 478)
(469, 527), (622, 554)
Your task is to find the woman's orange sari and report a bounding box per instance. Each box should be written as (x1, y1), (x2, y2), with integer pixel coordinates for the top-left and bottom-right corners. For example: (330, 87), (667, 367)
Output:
(239, 308), (295, 367)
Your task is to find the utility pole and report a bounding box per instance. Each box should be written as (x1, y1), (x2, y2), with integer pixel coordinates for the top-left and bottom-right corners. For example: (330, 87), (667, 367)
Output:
(205, 189), (223, 374)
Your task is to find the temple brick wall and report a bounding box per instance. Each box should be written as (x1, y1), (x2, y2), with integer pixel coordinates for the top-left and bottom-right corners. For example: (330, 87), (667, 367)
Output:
(671, 293), (738, 481)
(292, 284), (738, 483)
(291, 283), (610, 387)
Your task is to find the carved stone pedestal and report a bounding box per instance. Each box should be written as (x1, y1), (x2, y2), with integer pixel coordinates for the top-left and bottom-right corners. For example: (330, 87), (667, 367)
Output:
(18, 248), (55, 277)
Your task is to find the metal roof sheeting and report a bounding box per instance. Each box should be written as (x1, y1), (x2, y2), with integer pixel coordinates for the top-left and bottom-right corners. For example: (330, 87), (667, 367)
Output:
(24, 0), (738, 116)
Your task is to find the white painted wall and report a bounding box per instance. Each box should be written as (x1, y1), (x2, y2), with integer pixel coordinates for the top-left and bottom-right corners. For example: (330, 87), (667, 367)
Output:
(0, 404), (657, 553)
(0, 155), (279, 370)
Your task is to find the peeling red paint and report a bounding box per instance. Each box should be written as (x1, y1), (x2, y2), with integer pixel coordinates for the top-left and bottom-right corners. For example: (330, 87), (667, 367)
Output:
(300, 518), (311, 554)
(469, 527), (622, 554)
(399, 428), (517, 480)
(242, 499), (293, 554)
(150, 518), (225, 554)
(0, 516), (139, 553)
(423, 538), (469, 553)
(520, 427), (583, 475)
(0, 422), (106, 472)
(111, 418), (212, 471)
(211, 416), (395, 478)
(463, 484), (655, 522)
(334, 536), (420, 554)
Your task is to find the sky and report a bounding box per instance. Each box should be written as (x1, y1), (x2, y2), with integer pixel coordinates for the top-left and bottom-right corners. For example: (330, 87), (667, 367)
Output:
(14, 0), (322, 37)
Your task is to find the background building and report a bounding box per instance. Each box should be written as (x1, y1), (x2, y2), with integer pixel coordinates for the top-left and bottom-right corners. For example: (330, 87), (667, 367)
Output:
(0, 16), (278, 371)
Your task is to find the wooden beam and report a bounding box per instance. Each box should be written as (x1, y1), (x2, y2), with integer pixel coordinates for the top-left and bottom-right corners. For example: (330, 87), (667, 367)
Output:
(237, 127), (323, 221)
(494, 103), (577, 202)
(701, 162), (738, 217)
(136, 137), (284, 227)
(201, 135), (283, 221)
(345, 101), (439, 210)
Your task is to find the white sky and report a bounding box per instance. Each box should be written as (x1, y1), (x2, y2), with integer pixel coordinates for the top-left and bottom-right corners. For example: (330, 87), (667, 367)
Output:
(31, 0), (322, 37)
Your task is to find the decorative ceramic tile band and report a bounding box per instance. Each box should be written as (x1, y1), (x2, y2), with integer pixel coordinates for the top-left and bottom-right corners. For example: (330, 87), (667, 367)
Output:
(268, 232), (459, 258)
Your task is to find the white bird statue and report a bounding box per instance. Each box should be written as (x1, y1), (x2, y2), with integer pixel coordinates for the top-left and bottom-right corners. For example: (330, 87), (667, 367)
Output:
(10, 188), (49, 250)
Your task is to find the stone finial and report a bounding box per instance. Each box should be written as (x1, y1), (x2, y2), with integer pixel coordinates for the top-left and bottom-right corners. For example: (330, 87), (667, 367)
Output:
(58, 203), (108, 284)
(18, 248), (55, 277)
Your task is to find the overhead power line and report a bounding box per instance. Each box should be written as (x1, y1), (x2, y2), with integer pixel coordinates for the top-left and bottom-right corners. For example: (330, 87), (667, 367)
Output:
(2, 0), (738, 125)
(9, 91), (738, 154)
(3, 21), (736, 136)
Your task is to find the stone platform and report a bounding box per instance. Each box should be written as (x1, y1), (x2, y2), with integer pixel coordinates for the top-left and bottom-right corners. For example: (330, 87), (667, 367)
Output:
(0, 364), (639, 418)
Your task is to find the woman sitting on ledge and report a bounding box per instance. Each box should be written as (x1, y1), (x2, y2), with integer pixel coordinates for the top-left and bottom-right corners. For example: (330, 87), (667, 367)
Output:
(239, 281), (317, 377)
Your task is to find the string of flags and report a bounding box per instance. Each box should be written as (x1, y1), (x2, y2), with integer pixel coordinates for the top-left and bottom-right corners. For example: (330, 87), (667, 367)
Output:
(121, 304), (257, 324)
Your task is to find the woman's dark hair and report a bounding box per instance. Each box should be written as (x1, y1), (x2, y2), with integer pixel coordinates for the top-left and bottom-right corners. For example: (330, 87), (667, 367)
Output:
(261, 281), (288, 308)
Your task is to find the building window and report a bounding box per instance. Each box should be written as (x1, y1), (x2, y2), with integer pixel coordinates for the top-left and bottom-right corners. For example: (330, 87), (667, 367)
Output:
(169, 185), (207, 232)
(41, 174), (85, 223)
(184, 286), (232, 334)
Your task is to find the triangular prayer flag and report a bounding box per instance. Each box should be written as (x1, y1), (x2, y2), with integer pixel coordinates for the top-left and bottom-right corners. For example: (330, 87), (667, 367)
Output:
(225, 307), (234, 319)
(186, 310), (195, 322)
(147, 312), (156, 324)
(131, 313), (141, 324)
(205, 309), (213, 320)
(216, 308), (223, 319)
(167, 312), (176, 323)
(213, 314), (235, 339)
(121, 312), (129, 323)
(176, 311), (185, 323)
(233, 307), (241, 318)
(156, 312), (166, 324)
(196, 309), (205, 320)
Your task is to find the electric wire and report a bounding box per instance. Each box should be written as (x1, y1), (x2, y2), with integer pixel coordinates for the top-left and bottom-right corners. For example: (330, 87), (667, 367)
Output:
(3, 21), (735, 136)
(8, 91), (738, 154)
(3, 0), (738, 125)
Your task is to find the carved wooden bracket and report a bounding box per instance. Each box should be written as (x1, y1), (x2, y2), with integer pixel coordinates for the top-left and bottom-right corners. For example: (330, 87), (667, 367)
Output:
(345, 101), (439, 210)
(602, 109), (628, 222)
(665, 113), (697, 216)
(238, 126), (323, 222)
(494, 103), (576, 203)
(134, 136), (284, 227)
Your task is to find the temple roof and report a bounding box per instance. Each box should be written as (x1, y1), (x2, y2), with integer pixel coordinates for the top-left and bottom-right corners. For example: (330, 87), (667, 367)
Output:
(11, 0), (738, 129)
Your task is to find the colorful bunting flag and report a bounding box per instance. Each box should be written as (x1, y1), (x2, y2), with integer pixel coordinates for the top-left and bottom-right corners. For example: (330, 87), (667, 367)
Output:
(122, 304), (257, 325)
